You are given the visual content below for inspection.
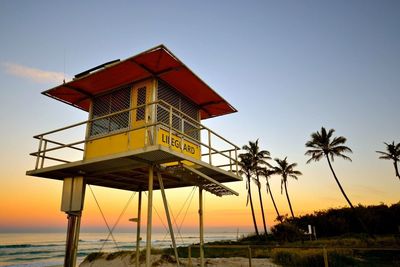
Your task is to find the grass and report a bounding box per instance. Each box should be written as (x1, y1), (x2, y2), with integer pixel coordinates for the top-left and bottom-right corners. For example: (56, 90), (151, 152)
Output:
(279, 234), (400, 249)
(84, 252), (104, 262)
(82, 234), (400, 266)
(271, 248), (355, 266)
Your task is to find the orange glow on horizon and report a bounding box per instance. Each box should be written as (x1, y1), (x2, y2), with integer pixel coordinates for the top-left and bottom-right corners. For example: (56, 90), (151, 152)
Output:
(2, 168), (399, 232)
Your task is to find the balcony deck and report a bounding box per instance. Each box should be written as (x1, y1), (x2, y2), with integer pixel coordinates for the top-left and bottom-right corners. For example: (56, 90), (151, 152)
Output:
(27, 144), (240, 196)
(26, 101), (241, 197)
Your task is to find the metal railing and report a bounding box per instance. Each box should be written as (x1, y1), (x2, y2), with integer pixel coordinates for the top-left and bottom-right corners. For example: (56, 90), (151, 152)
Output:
(30, 100), (239, 174)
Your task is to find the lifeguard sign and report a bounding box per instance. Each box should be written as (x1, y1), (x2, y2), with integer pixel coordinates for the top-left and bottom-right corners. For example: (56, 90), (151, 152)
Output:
(27, 45), (241, 267)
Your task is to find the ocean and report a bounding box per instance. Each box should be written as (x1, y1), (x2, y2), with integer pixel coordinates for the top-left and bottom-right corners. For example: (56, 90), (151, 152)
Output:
(0, 231), (242, 267)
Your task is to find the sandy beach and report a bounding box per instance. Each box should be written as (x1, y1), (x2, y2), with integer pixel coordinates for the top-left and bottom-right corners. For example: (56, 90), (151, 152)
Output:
(79, 253), (280, 267)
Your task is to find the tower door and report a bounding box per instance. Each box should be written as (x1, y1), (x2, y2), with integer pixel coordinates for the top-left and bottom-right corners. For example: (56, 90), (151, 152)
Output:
(130, 80), (154, 149)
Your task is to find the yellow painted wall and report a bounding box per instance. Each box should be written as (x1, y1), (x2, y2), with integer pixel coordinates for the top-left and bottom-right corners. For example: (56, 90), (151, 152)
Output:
(85, 79), (154, 160)
(84, 78), (202, 162)
(85, 132), (129, 159)
(157, 128), (201, 160)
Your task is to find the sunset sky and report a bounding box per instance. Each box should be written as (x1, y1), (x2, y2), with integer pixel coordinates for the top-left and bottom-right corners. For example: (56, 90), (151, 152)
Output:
(0, 1), (399, 234)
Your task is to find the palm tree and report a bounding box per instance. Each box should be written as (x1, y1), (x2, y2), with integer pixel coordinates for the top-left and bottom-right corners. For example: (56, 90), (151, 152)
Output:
(259, 167), (282, 222)
(238, 153), (259, 236)
(376, 141), (400, 181)
(305, 127), (354, 209)
(242, 140), (271, 234)
(272, 157), (302, 218)
(305, 127), (372, 237)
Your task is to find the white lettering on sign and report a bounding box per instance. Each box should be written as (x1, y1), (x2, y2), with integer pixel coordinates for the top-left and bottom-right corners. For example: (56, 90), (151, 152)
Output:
(161, 133), (196, 154)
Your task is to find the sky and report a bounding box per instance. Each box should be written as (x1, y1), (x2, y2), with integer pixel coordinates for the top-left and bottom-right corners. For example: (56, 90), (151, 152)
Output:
(0, 0), (399, 235)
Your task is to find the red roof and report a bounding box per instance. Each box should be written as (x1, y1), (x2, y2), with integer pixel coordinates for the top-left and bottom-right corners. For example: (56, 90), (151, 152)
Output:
(42, 45), (237, 119)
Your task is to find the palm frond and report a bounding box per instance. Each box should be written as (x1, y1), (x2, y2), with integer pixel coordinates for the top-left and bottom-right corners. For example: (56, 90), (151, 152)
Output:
(305, 127), (352, 163)
(305, 151), (324, 163)
(305, 140), (318, 148)
(330, 136), (347, 147)
(326, 128), (335, 139)
(305, 149), (322, 155)
(377, 141), (400, 161)
(252, 178), (261, 188)
(331, 145), (353, 154)
(291, 170), (302, 175)
(376, 151), (391, 160)
(337, 153), (352, 162)
(395, 142), (400, 153)
(273, 157), (301, 187)
(288, 162), (298, 169)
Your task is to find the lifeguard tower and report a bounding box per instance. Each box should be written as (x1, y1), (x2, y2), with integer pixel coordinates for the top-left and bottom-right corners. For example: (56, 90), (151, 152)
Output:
(26, 45), (241, 267)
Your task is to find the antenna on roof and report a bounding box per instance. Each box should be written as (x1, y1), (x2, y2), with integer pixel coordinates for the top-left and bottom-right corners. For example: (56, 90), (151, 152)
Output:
(63, 48), (66, 84)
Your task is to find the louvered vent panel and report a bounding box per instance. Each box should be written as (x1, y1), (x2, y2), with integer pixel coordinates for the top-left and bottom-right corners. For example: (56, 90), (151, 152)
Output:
(136, 87), (146, 121)
(157, 80), (200, 140)
(181, 99), (198, 121)
(158, 80), (179, 108)
(90, 86), (131, 137)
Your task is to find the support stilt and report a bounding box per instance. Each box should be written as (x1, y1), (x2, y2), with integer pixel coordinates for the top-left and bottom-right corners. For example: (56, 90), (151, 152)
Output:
(157, 171), (180, 266)
(135, 191), (142, 267)
(146, 166), (154, 267)
(61, 177), (85, 267)
(199, 187), (204, 267)
(64, 212), (82, 267)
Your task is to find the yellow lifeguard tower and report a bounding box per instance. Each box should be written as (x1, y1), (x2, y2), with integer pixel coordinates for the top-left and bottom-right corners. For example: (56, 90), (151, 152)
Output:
(26, 45), (241, 267)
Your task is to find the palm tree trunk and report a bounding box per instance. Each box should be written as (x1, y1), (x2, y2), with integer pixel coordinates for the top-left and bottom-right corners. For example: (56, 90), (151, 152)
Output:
(325, 156), (373, 237)
(266, 180), (282, 222)
(393, 160), (400, 180)
(284, 180), (295, 218)
(247, 177), (259, 236)
(256, 175), (268, 234)
(326, 156), (355, 209)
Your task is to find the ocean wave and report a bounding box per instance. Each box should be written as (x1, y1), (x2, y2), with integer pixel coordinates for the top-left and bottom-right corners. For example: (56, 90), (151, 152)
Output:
(116, 245), (135, 250)
(0, 232), (239, 266)
(0, 244), (59, 249)
(0, 250), (58, 257)
(1, 261), (63, 267)
(5, 254), (55, 262)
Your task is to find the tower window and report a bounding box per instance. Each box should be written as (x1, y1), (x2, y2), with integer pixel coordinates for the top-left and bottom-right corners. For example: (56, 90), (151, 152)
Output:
(157, 80), (200, 140)
(90, 86), (131, 137)
(136, 87), (146, 121)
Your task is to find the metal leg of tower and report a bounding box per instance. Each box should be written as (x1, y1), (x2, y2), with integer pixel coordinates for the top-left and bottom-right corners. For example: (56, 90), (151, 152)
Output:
(146, 166), (154, 267)
(199, 187), (204, 267)
(64, 212), (82, 267)
(62, 177), (85, 267)
(135, 190), (142, 267)
(157, 171), (180, 266)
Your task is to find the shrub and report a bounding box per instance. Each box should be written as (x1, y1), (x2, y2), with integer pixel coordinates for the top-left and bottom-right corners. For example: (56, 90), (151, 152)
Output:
(83, 252), (104, 262)
(271, 222), (303, 242)
(106, 250), (131, 261)
(271, 248), (356, 267)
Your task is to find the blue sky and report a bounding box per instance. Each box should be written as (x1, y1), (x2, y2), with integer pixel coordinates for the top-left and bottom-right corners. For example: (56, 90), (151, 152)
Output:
(0, 1), (399, 230)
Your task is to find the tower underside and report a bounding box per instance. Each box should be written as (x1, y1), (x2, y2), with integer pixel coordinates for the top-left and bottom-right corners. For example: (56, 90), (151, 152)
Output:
(27, 144), (239, 197)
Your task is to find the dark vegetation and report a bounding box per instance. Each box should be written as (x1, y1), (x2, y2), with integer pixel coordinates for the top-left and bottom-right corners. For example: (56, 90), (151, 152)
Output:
(176, 203), (400, 266)
(277, 203), (400, 239)
(233, 131), (399, 266)
(82, 204), (400, 266)
(271, 248), (356, 267)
